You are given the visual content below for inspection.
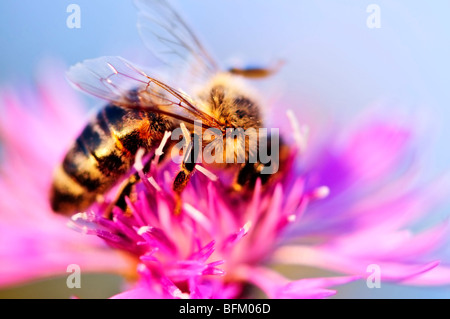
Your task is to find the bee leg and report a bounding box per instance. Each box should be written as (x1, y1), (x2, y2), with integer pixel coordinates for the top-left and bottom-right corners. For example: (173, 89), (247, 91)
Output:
(172, 170), (192, 215)
(172, 133), (201, 215)
(103, 173), (139, 219)
(233, 134), (288, 192)
(227, 60), (284, 79)
(233, 162), (260, 191)
(104, 157), (152, 219)
(232, 161), (274, 194)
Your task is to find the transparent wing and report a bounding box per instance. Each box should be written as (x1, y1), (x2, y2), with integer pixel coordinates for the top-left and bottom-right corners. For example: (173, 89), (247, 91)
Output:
(66, 56), (222, 129)
(135, 0), (219, 78)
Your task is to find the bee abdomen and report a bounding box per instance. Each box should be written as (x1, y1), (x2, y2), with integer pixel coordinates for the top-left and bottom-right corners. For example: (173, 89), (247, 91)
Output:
(51, 104), (173, 214)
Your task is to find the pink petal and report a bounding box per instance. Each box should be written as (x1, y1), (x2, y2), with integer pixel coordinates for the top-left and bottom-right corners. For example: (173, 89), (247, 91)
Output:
(402, 265), (450, 285)
(273, 245), (441, 283)
(0, 223), (131, 287)
(236, 266), (358, 299)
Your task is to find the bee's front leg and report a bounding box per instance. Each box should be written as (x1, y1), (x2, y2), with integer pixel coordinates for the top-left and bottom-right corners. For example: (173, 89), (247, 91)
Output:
(172, 133), (201, 214)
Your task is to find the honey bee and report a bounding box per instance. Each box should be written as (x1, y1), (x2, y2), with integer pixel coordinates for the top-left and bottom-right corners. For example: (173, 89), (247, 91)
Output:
(50, 0), (287, 215)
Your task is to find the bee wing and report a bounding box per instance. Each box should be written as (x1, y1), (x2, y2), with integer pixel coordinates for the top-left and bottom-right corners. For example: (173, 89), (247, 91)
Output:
(135, 0), (219, 78)
(66, 56), (222, 128)
(67, 56), (148, 101)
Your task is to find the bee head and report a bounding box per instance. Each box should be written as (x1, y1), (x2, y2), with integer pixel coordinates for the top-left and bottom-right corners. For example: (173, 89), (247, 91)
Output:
(202, 73), (262, 131)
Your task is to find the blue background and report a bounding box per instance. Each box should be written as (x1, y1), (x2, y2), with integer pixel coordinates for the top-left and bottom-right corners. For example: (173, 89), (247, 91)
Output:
(0, 0), (449, 298)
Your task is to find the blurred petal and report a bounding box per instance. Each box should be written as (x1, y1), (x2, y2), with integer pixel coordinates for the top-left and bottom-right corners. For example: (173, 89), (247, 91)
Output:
(0, 60), (133, 287)
(273, 245), (442, 283)
(0, 222), (132, 287)
(237, 266), (359, 299)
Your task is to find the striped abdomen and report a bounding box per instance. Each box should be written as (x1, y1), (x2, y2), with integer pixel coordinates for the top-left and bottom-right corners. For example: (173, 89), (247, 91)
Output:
(50, 104), (173, 214)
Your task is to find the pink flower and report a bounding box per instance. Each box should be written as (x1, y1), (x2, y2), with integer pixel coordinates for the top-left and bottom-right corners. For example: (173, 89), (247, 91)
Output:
(0, 61), (449, 298)
(0, 62), (134, 288)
